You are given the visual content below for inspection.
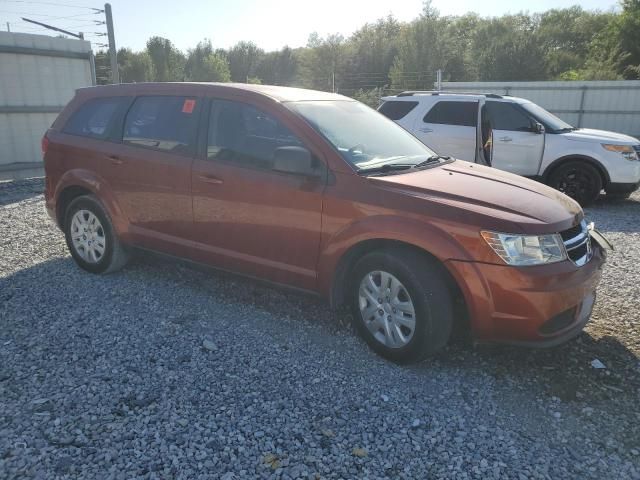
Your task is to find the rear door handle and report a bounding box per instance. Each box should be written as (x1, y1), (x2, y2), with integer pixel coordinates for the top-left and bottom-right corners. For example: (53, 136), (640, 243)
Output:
(198, 174), (224, 185)
(107, 155), (123, 165)
(499, 136), (513, 142)
(419, 127), (433, 133)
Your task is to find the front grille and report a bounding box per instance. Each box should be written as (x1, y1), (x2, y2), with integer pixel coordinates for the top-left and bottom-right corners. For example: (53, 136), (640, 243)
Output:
(560, 220), (592, 266)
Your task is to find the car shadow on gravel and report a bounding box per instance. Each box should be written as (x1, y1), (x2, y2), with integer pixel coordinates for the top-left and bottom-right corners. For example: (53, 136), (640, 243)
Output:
(5, 253), (638, 407)
(586, 194), (640, 233)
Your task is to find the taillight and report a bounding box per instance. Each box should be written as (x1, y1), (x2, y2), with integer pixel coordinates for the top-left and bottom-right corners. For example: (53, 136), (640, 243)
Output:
(41, 135), (49, 156)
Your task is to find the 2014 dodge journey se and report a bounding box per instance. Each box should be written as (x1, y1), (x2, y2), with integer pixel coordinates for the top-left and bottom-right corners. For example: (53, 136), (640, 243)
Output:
(44, 83), (609, 363)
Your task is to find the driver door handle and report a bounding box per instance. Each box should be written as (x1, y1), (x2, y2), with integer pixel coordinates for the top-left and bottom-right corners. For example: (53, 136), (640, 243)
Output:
(419, 127), (433, 133)
(198, 174), (224, 185)
(499, 136), (513, 142)
(107, 155), (123, 165)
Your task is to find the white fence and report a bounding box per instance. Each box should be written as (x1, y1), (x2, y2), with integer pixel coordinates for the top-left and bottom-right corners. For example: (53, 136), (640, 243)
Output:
(0, 32), (94, 178)
(442, 81), (640, 138)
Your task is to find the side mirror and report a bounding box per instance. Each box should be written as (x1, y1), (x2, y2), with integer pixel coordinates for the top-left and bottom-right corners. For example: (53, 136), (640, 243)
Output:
(533, 122), (545, 134)
(273, 146), (318, 176)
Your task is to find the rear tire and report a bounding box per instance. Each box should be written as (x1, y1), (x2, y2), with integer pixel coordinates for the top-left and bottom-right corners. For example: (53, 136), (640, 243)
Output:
(349, 248), (453, 364)
(547, 161), (602, 207)
(64, 195), (129, 274)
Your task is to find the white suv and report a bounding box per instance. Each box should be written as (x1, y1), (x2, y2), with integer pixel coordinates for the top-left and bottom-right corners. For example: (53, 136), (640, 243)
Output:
(378, 91), (640, 205)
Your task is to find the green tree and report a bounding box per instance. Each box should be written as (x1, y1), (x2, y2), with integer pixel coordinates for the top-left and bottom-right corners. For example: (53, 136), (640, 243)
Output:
(255, 46), (298, 85)
(225, 41), (264, 82)
(339, 16), (403, 94)
(118, 48), (154, 83)
(469, 14), (548, 81)
(298, 33), (346, 91)
(185, 40), (231, 82)
(146, 36), (186, 82)
(612, 0), (640, 78)
(389, 4), (452, 90)
(536, 7), (614, 78)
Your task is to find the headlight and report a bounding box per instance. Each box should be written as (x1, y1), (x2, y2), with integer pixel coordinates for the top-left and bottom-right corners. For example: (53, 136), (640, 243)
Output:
(481, 231), (567, 266)
(602, 143), (638, 161)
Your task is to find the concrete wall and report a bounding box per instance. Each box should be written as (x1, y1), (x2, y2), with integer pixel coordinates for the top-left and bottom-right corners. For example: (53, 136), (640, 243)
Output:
(0, 32), (94, 177)
(442, 81), (640, 138)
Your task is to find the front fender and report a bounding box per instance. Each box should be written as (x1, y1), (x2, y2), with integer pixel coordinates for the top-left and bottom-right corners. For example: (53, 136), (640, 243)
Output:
(317, 214), (473, 299)
(54, 169), (128, 236)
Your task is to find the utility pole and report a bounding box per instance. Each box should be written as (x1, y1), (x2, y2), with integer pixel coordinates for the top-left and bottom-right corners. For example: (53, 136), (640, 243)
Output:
(104, 3), (119, 83)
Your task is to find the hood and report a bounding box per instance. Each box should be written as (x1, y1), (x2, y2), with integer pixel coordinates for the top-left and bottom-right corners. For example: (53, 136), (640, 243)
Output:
(370, 161), (582, 232)
(561, 128), (639, 145)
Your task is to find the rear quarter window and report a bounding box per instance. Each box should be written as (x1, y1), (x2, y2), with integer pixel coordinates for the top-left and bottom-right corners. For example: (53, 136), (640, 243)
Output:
(123, 96), (199, 155)
(378, 101), (419, 120)
(63, 97), (128, 139)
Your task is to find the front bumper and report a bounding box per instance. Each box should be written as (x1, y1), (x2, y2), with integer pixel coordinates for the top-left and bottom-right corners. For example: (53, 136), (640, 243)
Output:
(446, 243), (605, 346)
(605, 152), (640, 185)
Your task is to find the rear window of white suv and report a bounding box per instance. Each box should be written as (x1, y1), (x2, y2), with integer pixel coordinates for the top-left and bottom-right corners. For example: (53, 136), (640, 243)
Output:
(378, 101), (419, 120)
(423, 101), (478, 127)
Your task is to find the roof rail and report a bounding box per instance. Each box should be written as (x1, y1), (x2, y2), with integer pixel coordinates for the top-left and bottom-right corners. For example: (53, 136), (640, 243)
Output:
(396, 90), (503, 99)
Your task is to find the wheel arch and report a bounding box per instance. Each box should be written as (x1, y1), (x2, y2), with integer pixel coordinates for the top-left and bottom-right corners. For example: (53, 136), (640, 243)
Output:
(56, 185), (93, 229)
(54, 169), (126, 235)
(542, 155), (610, 188)
(328, 238), (464, 312)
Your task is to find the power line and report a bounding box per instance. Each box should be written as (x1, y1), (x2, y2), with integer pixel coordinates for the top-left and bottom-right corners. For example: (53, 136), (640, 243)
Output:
(0, 10), (102, 18)
(1, 1), (102, 10)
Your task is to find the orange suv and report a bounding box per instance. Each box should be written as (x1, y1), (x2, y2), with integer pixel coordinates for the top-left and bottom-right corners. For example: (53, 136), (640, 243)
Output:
(43, 83), (609, 363)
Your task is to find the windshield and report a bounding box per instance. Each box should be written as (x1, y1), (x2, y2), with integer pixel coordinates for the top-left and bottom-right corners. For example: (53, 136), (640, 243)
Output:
(287, 100), (438, 169)
(520, 102), (574, 132)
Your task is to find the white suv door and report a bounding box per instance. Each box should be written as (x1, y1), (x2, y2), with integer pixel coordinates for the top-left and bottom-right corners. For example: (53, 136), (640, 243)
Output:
(415, 100), (478, 162)
(484, 101), (545, 176)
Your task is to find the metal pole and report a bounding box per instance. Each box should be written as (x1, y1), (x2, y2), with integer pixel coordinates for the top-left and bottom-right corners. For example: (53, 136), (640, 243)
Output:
(104, 3), (119, 83)
(89, 50), (97, 86)
(6, 22), (10, 32)
(577, 86), (587, 128)
(22, 17), (82, 38)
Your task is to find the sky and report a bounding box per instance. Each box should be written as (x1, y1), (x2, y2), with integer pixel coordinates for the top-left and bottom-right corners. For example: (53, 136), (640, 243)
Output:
(1, 0), (620, 52)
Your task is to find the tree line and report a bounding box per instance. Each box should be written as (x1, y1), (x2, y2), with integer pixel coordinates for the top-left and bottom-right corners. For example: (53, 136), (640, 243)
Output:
(94, 1), (640, 106)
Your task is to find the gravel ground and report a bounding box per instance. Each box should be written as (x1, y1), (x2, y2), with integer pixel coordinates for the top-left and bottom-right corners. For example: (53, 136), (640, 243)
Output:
(1, 178), (639, 480)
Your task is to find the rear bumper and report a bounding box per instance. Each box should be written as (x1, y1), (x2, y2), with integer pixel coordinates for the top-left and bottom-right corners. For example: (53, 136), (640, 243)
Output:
(446, 244), (605, 346)
(44, 175), (58, 225)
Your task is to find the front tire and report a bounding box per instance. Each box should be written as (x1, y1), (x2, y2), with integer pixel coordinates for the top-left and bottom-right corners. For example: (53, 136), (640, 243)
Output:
(64, 195), (129, 274)
(349, 248), (454, 364)
(547, 161), (602, 207)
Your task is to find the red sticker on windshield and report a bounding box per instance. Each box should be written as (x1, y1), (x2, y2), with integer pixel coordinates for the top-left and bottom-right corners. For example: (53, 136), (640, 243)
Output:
(182, 99), (195, 114)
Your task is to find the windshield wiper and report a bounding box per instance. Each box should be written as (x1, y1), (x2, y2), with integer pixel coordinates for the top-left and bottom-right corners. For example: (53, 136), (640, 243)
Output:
(413, 155), (451, 168)
(356, 163), (414, 175)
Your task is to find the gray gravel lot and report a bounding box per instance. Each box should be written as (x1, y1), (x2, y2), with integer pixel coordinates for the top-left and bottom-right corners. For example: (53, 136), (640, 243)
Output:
(1, 178), (639, 479)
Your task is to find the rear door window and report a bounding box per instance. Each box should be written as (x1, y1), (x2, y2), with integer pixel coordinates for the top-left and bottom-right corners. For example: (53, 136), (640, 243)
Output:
(123, 96), (199, 155)
(423, 101), (477, 127)
(207, 99), (303, 170)
(378, 101), (419, 120)
(63, 97), (128, 139)
(485, 101), (534, 131)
